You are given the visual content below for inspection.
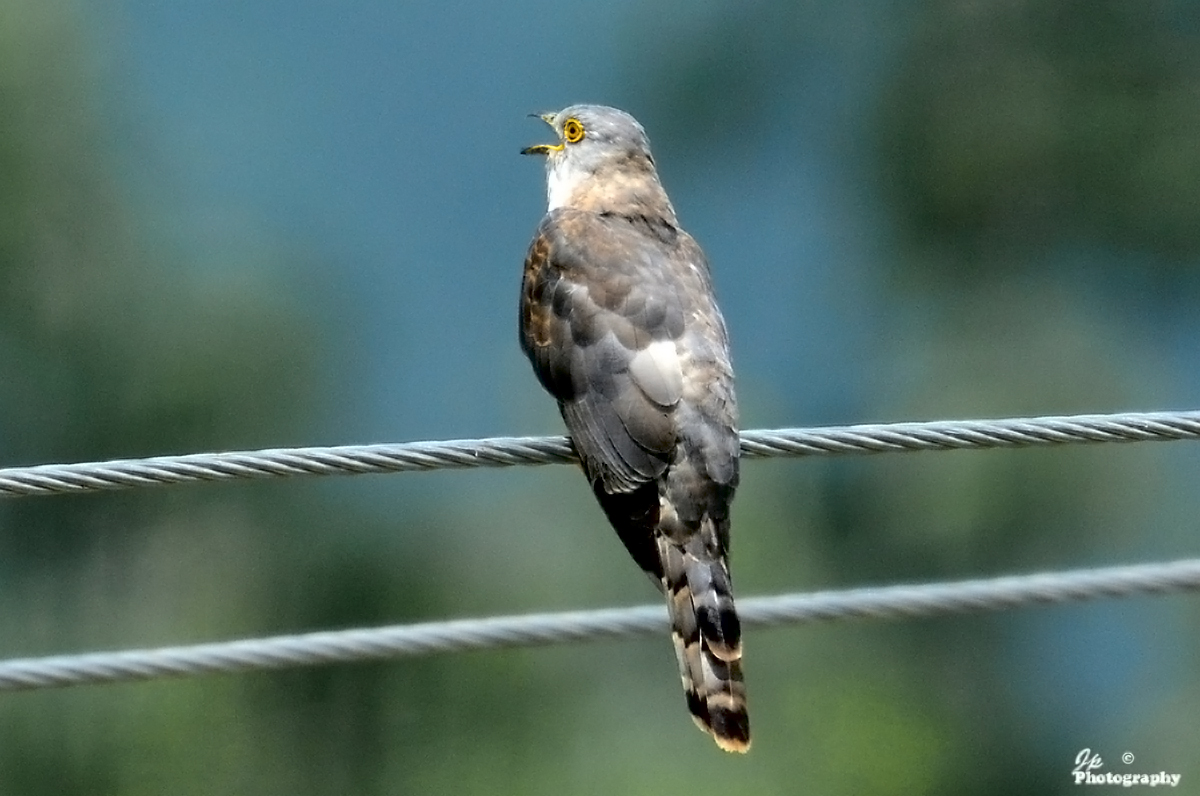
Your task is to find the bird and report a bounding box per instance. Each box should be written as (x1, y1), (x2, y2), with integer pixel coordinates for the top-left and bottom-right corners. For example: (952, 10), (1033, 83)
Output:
(518, 104), (749, 752)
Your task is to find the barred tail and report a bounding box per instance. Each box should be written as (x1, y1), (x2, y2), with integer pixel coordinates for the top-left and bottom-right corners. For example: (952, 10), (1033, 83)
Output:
(658, 529), (750, 753)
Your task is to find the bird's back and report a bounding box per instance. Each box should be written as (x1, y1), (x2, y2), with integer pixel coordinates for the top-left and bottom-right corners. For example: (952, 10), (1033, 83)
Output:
(520, 207), (748, 751)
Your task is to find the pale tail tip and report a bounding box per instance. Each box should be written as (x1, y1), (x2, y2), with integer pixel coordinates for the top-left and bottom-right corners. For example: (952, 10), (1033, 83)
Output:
(691, 713), (751, 753)
(714, 735), (751, 754)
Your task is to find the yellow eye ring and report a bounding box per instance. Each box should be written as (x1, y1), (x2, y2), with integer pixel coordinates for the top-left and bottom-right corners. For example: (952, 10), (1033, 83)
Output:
(562, 118), (585, 144)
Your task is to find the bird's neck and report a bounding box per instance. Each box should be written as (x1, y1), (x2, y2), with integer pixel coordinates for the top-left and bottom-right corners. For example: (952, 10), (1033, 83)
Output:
(547, 158), (678, 225)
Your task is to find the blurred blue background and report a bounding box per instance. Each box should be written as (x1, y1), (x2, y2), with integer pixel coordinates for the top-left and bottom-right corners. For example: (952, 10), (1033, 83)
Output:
(2, 0), (1200, 792)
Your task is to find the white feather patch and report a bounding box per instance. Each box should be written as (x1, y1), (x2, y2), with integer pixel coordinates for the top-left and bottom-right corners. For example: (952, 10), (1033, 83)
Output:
(546, 158), (585, 211)
(628, 340), (684, 407)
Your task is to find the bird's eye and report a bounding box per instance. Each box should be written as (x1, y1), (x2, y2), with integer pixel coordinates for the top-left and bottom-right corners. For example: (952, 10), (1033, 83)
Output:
(562, 118), (585, 144)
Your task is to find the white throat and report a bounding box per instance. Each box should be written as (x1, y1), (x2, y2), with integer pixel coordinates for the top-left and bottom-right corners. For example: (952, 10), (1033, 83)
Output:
(544, 156), (587, 211)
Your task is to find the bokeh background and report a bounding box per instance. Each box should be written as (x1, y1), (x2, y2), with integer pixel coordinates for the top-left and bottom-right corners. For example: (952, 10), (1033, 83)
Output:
(3, 0), (1200, 792)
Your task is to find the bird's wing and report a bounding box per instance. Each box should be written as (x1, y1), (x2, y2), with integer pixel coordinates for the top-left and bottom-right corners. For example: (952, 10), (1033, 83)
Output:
(520, 209), (690, 493)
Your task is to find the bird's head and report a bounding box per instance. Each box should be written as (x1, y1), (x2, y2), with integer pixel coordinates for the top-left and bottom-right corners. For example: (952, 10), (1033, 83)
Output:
(522, 104), (671, 217)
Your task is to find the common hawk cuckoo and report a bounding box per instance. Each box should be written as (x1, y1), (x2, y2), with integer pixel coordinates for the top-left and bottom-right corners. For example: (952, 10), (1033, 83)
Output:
(519, 104), (749, 752)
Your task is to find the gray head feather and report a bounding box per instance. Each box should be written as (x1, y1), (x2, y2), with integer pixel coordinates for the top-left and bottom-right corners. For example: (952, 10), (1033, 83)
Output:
(523, 104), (675, 220)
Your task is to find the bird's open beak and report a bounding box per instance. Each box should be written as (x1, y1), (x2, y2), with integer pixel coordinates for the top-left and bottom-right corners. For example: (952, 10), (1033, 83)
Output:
(521, 113), (563, 155)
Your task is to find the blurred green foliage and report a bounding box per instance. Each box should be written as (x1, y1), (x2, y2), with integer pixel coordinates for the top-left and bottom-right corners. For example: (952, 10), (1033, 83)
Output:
(879, 0), (1200, 266)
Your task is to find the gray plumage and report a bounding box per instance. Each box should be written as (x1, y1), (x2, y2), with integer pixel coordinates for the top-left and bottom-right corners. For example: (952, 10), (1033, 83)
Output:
(519, 105), (748, 752)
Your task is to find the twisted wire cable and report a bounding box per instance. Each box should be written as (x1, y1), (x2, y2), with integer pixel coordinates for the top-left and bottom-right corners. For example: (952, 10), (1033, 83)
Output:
(3, 557), (1199, 691)
(3, 409), (1199, 499)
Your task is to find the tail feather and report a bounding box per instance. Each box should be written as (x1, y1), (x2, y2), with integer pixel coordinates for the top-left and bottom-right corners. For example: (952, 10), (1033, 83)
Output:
(683, 537), (742, 662)
(659, 533), (750, 753)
